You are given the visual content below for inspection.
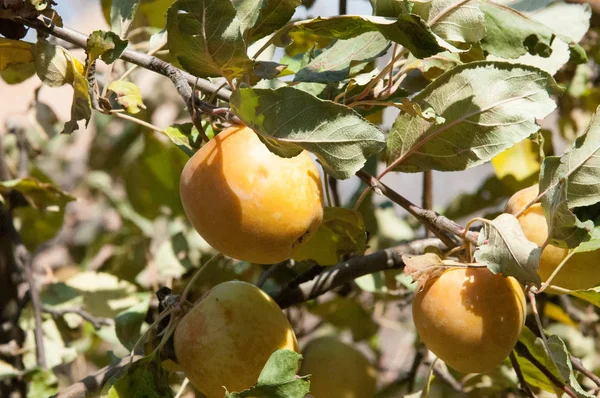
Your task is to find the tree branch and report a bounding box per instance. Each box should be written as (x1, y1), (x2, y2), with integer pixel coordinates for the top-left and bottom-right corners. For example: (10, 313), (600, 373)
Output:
(42, 306), (112, 331)
(509, 351), (535, 398)
(19, 16), (232, 102)
(356, 169), (478, 246)
(275, 238), (446, 308)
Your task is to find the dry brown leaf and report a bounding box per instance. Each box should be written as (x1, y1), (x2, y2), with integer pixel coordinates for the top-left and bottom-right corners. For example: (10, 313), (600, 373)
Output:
(402, 253), (463, 292)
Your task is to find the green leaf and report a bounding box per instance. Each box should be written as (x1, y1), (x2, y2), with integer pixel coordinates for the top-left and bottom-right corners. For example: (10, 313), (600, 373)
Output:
(230, 86), (385, 179)
(167, 0), (253, 79)
(115, 294), (151, 351)
(293, 207), (367, 266)
(403, 51), (462, 81)
(288, 14), (444, 59)
(227, 349), (309, 398)
(515, 326), (563, 393)
(385, 61), (561, 173)
(411, 0), (485, 44)
(106, 354), (174, 398)
(87, 30), (128, 64)
(370, 0), (410, 17)
(1, 61), (36, 84)
(541, 106), (600, 209)
(20, 315), (78, 370)
(254, 60), (290, 79)
(107, 80), (146, 114)
(474, 213), (542, 285)
(233, 0), (301, 43)
(546, 335), (594, 397)
(14, 206), (65, 251)
(0, 177), (74, 209)
(124, 133), (188, 219)
(109, 0), (139, 37)
(26, 369), (58, 398)
(294, 32), (390, 83)
(480, 2), (555, 59)
(309, 297), (379, 341)
(163, 123), (203, 157)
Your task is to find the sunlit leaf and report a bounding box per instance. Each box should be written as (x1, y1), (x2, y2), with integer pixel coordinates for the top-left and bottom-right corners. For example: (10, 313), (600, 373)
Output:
(227, 349), (309, 398)
(32, 38), (84, 87)
(108, 0), (139, 37)
(107, 80), (146, 114)
(403, 252), (454, 291)
(515, 326), (562, 393)
(0, 177), (74, 209)
(230, 86), (385, 179)
(385, 62), (561, 173)
(0, 37), (33, 73)
(412, 0), (485, 44)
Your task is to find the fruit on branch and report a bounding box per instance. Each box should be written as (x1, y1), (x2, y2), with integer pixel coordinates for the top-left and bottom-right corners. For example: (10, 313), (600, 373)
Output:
(412, 267), (526, 373)
(174, 281), (299, 398)
(505, 185), (600, 290)
(299, 336), (377, 398)
(180, 124), (324, 264)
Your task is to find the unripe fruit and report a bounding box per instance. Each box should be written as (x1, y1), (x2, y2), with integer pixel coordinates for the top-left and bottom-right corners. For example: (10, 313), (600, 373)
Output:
(505, 186), (600, 290)
(412, 267), (526, 374)
(299, 336), (377, 398)
(180, 125), (324, 264)
(174, 281), (299, 398)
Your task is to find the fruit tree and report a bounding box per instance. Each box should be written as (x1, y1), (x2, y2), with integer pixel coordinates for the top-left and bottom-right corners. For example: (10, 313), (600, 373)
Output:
(1, 0), (600, 397)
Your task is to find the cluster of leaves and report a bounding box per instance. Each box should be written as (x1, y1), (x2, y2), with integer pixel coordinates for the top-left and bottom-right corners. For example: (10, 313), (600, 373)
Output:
(2, 0), (600, 396)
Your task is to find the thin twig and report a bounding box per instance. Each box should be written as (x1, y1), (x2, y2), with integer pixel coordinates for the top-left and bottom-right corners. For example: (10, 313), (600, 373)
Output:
(20, 16), (231, 101)
(423, 170), (433, 237)
(356, 169), (477, 247)
(510, 351), (536, 398)
(339, 0), (347, 14)
(571, 355), (600, 388)
(41, 306), (112, 330)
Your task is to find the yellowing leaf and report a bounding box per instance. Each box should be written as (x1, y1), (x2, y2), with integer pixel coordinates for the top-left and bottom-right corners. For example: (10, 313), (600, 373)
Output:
(293, 207), (367, 266)
(0, 38), (33, 70)
(108, 80), (146, 114)
(492, 138), (540, 187)
(544, 302), (577, 328)
(33, 38), (84, 87)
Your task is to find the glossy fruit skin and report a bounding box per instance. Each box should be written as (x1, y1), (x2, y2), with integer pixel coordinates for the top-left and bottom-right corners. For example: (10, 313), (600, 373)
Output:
(412, 267), (526, 374)
(174, 281), (299, 398)
(180, 125), (324, 264)
(299, 336), (377, 398)
(505, 186), (600, 290)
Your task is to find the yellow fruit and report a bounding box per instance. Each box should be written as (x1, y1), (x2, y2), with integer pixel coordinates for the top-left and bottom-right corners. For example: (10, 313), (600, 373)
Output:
(180, 125), (324, 264)
(174, 281), (299, 398)
(299, 336), (377, 398)
(412, 267), (526, 374)
(505, 186), (600, 290)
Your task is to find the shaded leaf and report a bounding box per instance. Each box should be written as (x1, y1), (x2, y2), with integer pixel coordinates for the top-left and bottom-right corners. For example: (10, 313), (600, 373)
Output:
(402, 51), (462, 81)
(474, 213), (542, 286)
(293, 207), (367, 266)
(385, 62), (561, 173)
(87, 30), (128, 64)
(309, 297), (378, 341)
(233, 0), (301, 43)
(547, 335), (594, 397)
(1, 61), (36, 84)
(163, 123), (203, 157)
(254, 60), (290, 79)
(115, 294), (151, 351)
(124, 134), (188, 219)
(62, 69), (92, 134)
(14, 206), (65, 251)
(412, 0), (485, 44)
(230, 86), (385, 179)
(294, 32), (390, 83)
(403, 252), (456, 291)
(0, 177), (74, 209)
(480, 2), (555, 59)
(108, 80), (146, 114)
(227, 349), (309, 398)
(167, 0), (253, 79)
(106, 354), (174, 398)
(370, 0), (411, 17)
(288, 14), (445, 59)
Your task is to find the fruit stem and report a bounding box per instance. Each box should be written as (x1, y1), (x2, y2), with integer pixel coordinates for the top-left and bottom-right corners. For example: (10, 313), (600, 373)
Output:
(537, 249), (577, 294)
(180, 253), (224, 304)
